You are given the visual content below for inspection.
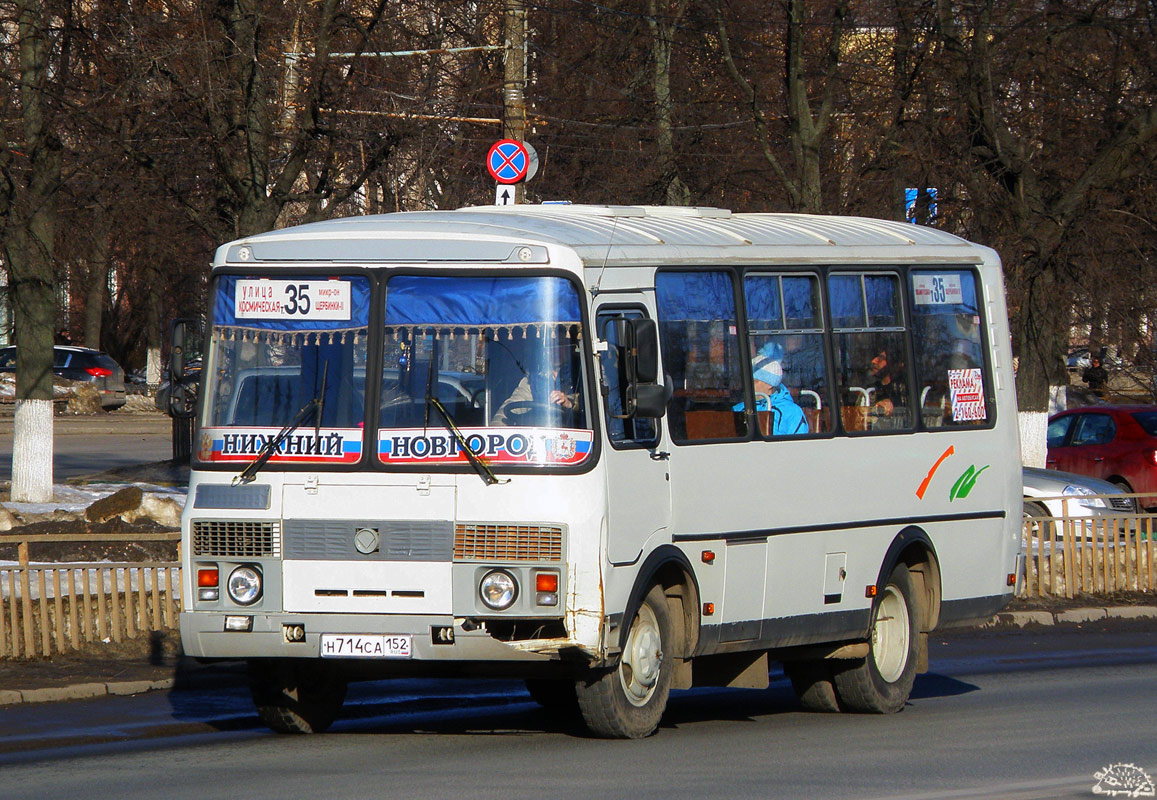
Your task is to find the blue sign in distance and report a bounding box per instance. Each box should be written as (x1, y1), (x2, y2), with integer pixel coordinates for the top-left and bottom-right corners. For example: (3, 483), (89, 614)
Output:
(487, 139), (529, 184)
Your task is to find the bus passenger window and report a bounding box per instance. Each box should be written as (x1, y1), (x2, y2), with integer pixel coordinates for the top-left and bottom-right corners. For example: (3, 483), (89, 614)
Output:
(910, 270), (990, 428)
(655, 271), (747, 443)
(743, 273), (829, 436)
(830, 273), (913, 432)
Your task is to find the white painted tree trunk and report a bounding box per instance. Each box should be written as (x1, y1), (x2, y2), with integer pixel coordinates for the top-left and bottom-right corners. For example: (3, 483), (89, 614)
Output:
(147, 344), (162, 392)
(1018, 410), (1047, 468)
(11, 398), (53, 503)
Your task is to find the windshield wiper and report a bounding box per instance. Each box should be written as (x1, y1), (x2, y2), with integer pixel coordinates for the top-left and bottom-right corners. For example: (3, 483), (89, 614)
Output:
(426, 395), (508, 486)
(234, 363), (328, 485)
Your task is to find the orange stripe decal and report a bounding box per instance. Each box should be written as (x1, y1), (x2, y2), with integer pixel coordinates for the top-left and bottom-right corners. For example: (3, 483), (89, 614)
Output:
(916, 445), (955, 499)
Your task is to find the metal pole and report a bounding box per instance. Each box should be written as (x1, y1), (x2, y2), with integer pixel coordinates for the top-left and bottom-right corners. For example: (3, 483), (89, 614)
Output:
(504, 0), (527, 203)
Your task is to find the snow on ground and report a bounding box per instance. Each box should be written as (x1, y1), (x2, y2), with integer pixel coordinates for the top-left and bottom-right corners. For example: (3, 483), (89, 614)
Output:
(2, 482), (187, 516)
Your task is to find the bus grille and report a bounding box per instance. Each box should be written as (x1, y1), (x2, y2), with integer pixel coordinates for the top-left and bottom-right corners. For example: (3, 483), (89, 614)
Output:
(192, 520), (281, 558)
(454, 524), (563, 562)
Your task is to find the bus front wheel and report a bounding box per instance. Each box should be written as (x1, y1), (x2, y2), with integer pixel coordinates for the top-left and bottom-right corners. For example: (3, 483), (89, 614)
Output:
(575, 584), (673, 738)
(832, 564), (919, 713)
(249, 659), (348, 734)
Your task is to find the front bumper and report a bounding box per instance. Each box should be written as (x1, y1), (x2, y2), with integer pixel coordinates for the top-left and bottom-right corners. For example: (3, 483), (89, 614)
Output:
(181, 610), (570, 662)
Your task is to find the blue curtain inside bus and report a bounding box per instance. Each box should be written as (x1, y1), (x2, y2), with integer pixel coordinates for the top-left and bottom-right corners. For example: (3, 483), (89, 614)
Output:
(384, 276), (581, 326)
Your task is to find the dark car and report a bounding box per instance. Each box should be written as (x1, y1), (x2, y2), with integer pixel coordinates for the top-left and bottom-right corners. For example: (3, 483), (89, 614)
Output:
(1047, 405), (1157, 509)
(0, 345), (127, 409)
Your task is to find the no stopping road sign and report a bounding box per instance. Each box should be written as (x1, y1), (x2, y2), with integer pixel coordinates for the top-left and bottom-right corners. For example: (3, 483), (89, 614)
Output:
(487, 139), (530, 184)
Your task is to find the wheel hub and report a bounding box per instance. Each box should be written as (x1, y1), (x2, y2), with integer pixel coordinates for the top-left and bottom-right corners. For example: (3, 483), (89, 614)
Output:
(619, 604), (663, 706)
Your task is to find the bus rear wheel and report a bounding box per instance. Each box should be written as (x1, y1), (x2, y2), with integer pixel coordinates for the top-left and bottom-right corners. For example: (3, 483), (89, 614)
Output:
(832, 564), (919, 714)
(575, 584), (673, 738)
(249, 659), (348, 734)
(783, 659), (840, 712)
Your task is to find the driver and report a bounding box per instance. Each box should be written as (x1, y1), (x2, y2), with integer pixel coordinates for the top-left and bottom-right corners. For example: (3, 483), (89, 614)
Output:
(493, 339), (578, 426)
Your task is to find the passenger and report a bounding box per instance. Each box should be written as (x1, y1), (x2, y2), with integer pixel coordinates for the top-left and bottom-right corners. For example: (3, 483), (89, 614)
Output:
(868, 347), (905, 416)
(741, 348), (808, 436)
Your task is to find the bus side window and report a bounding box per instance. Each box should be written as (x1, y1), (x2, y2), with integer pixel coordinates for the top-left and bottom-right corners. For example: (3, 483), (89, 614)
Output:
(743, 273), (830, 436)
(597, 309), (658, 446)
(655, 271), (748, 443)
(910, 270), (990, 428)
(830, 273), (914, 433)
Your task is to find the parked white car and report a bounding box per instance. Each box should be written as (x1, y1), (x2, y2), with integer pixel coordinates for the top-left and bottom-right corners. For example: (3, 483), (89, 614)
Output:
(1023, 467), (1137, 536)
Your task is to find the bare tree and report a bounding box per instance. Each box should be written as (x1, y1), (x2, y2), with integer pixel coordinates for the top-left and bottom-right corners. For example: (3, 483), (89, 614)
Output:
(0, 0), (68, 502)
(933, 0), (1157, 460)
(711, 0), (849, 213)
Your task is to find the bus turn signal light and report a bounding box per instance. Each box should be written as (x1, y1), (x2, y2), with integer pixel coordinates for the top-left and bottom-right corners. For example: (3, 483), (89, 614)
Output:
(197, 566), (220, 602)
(701, 550), (716, 564)
(535, 571), (559, 607)
(865, 585), (878, 598)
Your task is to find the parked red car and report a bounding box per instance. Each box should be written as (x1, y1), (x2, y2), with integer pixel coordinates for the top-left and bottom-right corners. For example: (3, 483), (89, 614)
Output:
(1047, 405), (1157, 509)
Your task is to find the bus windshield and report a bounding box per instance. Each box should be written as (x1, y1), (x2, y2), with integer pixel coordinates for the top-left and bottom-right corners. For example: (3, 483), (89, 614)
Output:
(376, 274), (592, 468)
(199, 274), (370, 465)
(197, 272), (592, 470)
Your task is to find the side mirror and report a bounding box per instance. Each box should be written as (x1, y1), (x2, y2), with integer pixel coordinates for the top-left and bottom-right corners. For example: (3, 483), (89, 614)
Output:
(169, 319), (188, 379)
(634, 380), (672, 418)
(631, 318), (659, 384)
(605, 316), (667, 420)
(169, 381), (195, 419)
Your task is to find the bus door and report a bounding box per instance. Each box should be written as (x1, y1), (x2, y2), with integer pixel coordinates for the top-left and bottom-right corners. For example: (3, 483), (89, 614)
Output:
(595, 303), (672, 564)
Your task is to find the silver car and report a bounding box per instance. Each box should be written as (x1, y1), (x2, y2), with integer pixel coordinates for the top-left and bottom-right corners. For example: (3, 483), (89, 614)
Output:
(1023, 466), (1136, 538)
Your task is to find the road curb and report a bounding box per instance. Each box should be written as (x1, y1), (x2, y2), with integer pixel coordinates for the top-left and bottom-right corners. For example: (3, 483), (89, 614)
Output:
(0, 666), (237, 706)
(988, 604), (1157, 628)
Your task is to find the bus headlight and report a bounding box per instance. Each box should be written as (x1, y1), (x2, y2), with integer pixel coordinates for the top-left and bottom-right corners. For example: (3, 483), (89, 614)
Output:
(479, 569), (518, 611)
(227, 565), (263, 606)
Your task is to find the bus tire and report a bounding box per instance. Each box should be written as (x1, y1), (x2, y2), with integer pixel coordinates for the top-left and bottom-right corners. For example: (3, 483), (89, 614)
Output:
(524, 678), (579, 715)
(575, 584), (673, 738)
(831, 564), (919, 714)
(249, 659), (347, 734)
(783, 660), (841, 712)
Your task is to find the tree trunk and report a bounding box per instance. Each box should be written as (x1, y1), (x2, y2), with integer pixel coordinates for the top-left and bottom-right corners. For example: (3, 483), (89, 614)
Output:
(83, 207), (111, 350)
(6, 0), (61, 503)
(648, 0), (691, 206)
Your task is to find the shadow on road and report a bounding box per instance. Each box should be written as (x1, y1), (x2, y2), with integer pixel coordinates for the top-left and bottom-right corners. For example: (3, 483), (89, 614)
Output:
(910, 672), (980, 700)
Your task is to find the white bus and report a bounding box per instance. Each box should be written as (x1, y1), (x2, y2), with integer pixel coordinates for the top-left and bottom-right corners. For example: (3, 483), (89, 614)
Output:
(177, 205), (1022, 738)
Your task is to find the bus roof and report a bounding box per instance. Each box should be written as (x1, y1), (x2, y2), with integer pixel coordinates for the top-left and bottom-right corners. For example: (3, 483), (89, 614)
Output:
(216, 205), (990, 267)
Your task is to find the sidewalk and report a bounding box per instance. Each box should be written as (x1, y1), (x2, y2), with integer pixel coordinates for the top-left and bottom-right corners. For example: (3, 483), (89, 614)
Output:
(989, 602), (1157, 627)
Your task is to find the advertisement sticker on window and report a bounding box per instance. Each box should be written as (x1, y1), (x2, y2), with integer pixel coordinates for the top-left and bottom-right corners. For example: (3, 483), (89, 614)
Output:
(948, 368), (986, 422)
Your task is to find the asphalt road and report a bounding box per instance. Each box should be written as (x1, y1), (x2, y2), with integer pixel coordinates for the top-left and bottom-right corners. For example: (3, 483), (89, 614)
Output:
(0, 411), (175, 483)
(0, 620), (1154, 799)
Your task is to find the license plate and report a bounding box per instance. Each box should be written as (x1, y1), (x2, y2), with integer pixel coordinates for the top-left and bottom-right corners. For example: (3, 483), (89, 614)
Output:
(319, 633), (412, 659)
